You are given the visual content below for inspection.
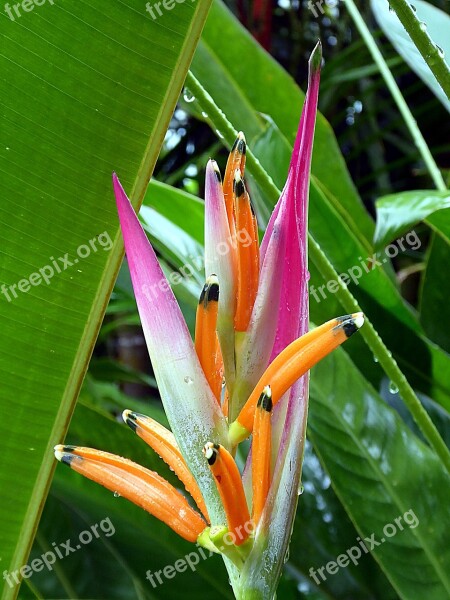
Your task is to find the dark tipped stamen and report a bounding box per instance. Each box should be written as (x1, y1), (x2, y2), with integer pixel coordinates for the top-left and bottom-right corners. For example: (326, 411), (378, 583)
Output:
(234, 176), (245, 199)
(237, 138), (246, 156)
(203, 443), (219, 465)
(342, 319), (358, 338)
(60, 454), (75, 466)
(199, 276), (219, 308)
(124, 411), (138, 432)
(207, 282), (219, 304)
(257, 387), (273, 412)
(334, 314), (364, 338)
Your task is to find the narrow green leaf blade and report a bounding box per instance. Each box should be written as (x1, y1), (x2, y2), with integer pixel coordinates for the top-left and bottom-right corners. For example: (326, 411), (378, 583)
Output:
(0, 2), (212, 597)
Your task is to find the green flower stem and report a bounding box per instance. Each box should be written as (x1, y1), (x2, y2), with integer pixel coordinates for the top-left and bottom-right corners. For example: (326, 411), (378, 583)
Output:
(344, 0), (447, 192)
(386, 0), (450, 100)
(185, 70), (450, 474)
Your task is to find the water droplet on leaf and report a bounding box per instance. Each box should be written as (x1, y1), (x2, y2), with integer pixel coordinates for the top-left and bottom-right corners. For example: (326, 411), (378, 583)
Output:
(389, 382), (399, 394)
(182, 88), (195, 103)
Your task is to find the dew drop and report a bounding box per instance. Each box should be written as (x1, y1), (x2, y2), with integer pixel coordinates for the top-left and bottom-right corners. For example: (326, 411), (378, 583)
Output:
(419, 21), (427, 31)
(201, 111), (209, 118)
(184, 376), (194, 385)
(373, 354), (379, 363)
(215, 129), (224, 140)
(437, 46), (445, 59)
(410, 3), (417, 12)
(182, 88), (195, 103)
(389, 382), (399, 394)
(113, 491), (121, 497)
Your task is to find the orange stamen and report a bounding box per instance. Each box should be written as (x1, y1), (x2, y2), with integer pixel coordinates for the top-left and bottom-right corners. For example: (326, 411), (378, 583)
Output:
(230, 313), (364, 444)
(54, 445), (206, 542)
(223, 132), (246, 232)
(252, 386), (272, 524)
(234, 171), (259, 332)
(203, 442), (250, 545)
(195, 275), (222, 402)
(122, 411), (209, 522)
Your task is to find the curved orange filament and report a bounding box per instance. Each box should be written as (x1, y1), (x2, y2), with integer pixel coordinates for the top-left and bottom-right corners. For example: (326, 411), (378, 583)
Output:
(203, 442), (250, 545)
(234, 171), (259, 332)
(54, 445), (206, 542)
(230, 313), (364, 442)
(223, 132), (246, 233)
(252, 386), (273, 524)
(195, 276), (222, 402)
(122, 411), (209, 522)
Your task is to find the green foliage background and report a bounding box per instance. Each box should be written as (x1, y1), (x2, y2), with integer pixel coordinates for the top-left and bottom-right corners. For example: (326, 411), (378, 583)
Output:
(0, 0), (449, 599)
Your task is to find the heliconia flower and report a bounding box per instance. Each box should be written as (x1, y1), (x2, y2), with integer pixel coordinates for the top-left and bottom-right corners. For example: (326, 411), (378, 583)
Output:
(54, 41), (365, 598)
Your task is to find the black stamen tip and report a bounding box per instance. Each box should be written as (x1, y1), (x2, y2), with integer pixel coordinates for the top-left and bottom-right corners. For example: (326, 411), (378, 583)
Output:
(204, 443), (220, 465)
(234, 177), (245, 199)
(336, 313), (364, 337)
(257, 386), (272, 412)
(60, 454), (75, 467)
(124, 412), (138, 432)
(342, 319), (358, 338)
(207, 282), (220, 304)
(237, 138), (246, 156)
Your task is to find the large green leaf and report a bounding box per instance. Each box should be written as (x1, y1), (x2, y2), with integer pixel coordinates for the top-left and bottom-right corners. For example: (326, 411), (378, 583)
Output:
(374, 190), (450, 248)
(0, 2), (212, 597)
(309, 349), (450, 600)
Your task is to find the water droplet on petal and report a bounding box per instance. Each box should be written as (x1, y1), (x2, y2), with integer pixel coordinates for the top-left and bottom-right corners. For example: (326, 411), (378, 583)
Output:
(183, 88), (195, 103)
(184, 376), (194, 385)
(113, 491), (121, 497)
(298, 484), (304, 496)
(389, 382), (399, 394)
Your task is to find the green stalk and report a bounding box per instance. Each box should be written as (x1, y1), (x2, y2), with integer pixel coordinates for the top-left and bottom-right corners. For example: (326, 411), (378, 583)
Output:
(386, 0), (450, 99)
(185, 70), (450, 474)
(344, 0), (447, 192)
